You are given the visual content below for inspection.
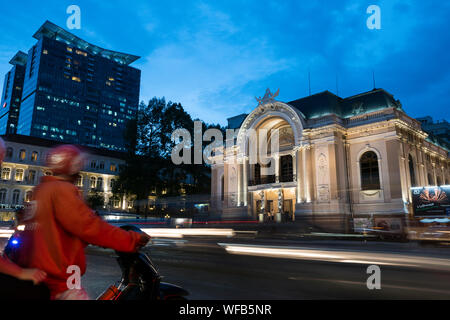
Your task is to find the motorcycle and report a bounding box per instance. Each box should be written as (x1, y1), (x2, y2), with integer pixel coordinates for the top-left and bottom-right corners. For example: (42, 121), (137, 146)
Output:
(3, 224), (189, 300)
(97, 225), (189, 300)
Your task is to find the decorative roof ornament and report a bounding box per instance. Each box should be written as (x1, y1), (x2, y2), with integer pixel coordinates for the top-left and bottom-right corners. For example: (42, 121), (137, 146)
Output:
(351, 101), (365, 115)
(255, 88), (280, 106)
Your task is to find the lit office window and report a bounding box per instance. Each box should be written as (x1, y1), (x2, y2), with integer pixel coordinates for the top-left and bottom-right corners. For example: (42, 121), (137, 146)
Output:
(110, 163), (117, 172)
(72, 76), (81, 82)
(31, 151), (38, 162)
(75, 50), (87, 57)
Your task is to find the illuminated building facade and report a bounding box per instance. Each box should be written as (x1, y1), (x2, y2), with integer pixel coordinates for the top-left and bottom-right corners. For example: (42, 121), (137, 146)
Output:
(1, 21), (141, 151)
(211, 89), (450, 231)
(0, 134), (133, 221)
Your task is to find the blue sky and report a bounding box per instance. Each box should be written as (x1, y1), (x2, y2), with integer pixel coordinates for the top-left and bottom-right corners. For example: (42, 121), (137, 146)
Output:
(0, 0), (448, 125)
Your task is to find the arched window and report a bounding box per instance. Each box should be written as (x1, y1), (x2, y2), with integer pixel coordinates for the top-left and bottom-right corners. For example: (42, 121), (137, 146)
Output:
(25, 190), (33, 202)
(90, 176), (96, 189)
(428, 173), (434, 186)
(360, 151), (380, 190)
(15, 169), (24, 181)
(280, 155), (293, 182)
(408, 155), (416, 187)
(31, 151), (38, 162)
(19, 149), (26, 161)
(96, 177), (103, 190)
(12, 190), (20, 205)
(76, 175), (83, 187)
(436, 176), (442, 186)
(45, 171), (52, 176)
(1, 167), (11, 180)
(6, 148), (13, 159)
(0, 189), (7, 204)
(26, 170), (36, 185)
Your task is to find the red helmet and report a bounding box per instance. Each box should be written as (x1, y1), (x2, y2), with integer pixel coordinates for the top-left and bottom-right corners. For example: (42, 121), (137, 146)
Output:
(0, 138), (5, 164)
(46, 145), (85, 176)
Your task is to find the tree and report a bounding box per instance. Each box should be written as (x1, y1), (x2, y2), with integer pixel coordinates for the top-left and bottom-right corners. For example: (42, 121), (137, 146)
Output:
(114, 97), (218, 216)
(86, 192), (105, 210)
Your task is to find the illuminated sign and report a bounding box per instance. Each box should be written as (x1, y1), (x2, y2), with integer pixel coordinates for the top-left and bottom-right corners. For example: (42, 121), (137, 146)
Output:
(411, 186), (450, 217)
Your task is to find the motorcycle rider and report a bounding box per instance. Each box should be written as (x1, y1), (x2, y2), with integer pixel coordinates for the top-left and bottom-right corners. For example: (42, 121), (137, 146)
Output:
(12, 144), (150, 300)
(0, 137), (49, 299)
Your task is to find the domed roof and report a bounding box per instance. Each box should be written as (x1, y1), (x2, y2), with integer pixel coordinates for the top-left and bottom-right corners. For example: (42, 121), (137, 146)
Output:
(287, 88), (402, 119)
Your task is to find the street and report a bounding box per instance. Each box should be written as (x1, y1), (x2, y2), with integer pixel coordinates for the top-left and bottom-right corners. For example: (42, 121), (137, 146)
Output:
(83, 235), (450, 300)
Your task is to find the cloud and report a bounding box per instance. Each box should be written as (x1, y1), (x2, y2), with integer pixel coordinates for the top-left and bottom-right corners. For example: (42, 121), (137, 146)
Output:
(138, 4), (297, 124)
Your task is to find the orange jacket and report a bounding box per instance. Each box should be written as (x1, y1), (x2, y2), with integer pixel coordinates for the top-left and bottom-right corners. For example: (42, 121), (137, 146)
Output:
(15, 176), (141, 296)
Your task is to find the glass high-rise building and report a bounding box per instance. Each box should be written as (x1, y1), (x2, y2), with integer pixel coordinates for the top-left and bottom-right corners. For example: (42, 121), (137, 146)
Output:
(8, 21), (141, 151)
(0, 51), (27, 135)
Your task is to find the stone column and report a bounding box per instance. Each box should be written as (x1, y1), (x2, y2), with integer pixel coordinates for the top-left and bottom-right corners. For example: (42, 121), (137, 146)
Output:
(274, 154), (280, 183)
(398, 139), (409, 205)
(237, 158), (241, 206)
(243, 157), (248, 206)
(293, 148), (301, 203)
(304, 146), (313, 202)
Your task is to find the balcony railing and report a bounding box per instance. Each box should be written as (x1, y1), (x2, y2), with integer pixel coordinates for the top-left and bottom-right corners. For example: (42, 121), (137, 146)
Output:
(249, 174), (296, 186)
(249, 175), (276, 186)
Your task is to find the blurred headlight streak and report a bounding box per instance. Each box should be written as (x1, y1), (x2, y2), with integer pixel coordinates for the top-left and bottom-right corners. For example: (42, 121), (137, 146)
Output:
(0, 229), (14, 238)
(218, 243), (450, 270)
(141, 228), (235, 238)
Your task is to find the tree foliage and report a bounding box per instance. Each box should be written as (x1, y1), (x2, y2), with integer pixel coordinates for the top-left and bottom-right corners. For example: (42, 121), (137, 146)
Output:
(113, 97), (221, 213)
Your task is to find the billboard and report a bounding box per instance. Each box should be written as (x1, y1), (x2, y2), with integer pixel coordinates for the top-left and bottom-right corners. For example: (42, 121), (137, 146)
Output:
(411, 186), (450, 217)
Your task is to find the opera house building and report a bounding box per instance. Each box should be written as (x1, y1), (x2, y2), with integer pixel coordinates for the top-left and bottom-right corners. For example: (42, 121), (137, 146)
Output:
(210, 88), (450, 232)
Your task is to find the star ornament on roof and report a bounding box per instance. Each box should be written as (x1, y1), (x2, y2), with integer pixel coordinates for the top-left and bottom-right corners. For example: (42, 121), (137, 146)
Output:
(256, 88), (280, 106)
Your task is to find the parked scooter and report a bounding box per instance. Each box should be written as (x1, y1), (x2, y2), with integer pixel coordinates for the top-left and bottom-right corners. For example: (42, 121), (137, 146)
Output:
(97, 225), (189, 300)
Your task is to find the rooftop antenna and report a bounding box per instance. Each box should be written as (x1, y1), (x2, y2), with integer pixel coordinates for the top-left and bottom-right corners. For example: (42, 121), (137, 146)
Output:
(308, 69), (311, 96)
(336, 74), (339, 96)
(372, 70), (376, 89)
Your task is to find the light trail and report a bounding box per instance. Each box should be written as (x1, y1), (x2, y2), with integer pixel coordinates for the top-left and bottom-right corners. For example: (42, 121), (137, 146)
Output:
(218, 243), (450, 270)
(0, 229), (14, 238)
(141, 228), (235, 238)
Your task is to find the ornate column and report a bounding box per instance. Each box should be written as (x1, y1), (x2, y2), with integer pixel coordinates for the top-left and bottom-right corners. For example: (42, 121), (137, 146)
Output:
(243, 157), (248, 206)
(293, 147), (301, 203)
(303, 145), (312, 202)
(237, 157), (242, 206)
(274, 154), (280, 183)
(259, 190), (265, 213)
(277, 188), (283, 213)
(398, 138), (409, 205)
